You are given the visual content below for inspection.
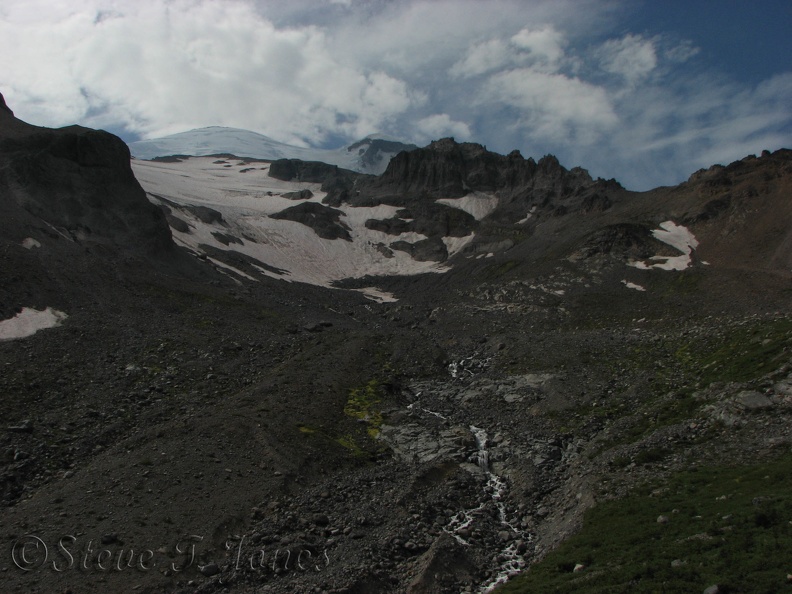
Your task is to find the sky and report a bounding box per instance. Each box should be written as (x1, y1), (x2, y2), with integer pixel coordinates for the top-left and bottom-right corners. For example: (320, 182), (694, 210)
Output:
(1, 0), (790, 190)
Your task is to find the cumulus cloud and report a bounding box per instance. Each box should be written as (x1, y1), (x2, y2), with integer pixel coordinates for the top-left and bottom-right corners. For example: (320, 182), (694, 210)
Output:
(450, 39), (512, 78)
(0, 0), (789, 190)
(450, 26), (566, 78)
(0, 0), (418, 144)
(511, 26), (566, 69)
(415, 113), (472, 142)
(485, 69), (618, 141)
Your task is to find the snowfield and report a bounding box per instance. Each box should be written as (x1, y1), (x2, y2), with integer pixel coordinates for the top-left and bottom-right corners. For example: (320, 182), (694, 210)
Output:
(0, 307), (68, 341)
(128, 127), (408, 175)
(131, 157), (482, 296)
(629, 220), (699, 272)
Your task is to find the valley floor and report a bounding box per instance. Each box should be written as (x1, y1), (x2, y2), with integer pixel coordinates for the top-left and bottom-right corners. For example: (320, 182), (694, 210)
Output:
(2, 250), (791, 594)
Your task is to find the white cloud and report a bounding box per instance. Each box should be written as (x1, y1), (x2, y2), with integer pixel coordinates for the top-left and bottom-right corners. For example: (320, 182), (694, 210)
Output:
(415, 114), (472, 142)
(0, 0), (418, 144)
(449, 25), (565, 79)
(486, 69), (618, 141)
(511, 25), (565, 69)
(0, 0), (789, 191)
(450, 39), (512, 78)
(663, 40), (699, 63)
(598, 34), (658, 84)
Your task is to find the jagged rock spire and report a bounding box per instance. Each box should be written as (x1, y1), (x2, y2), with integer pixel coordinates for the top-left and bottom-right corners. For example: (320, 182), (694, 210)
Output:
(0, 91), (13, 116)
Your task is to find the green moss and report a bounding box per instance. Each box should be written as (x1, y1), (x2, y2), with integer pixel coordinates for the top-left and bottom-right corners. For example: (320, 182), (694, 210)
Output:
(485, 259), (521, 279)
(497, 453), (792, 594)
(335, 434), (365, 458)
(344, 379), (383, 437)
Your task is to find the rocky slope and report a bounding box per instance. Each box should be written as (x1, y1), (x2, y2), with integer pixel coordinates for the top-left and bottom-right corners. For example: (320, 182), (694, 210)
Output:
(1, 92), (791, 594)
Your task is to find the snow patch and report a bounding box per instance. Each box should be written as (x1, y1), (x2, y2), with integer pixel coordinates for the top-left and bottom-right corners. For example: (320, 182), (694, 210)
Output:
(436, 192), (499, 220)
(207, 257), (258, 282)
(516, 205), (537, 225)
(649, 254), (692, 271)
(629, 220), (699, 271)
(442, 233), (477, 255)
(652, 220), (698, 253)
(622, 280), (646, 292)
(352, 287), (398, 303)
(627, 260), (651, 270)
(0, 307), (68, 341)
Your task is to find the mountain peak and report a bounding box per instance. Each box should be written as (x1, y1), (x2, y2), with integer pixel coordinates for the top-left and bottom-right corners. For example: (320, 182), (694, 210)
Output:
(129, 127), (417, 175)
(0, 91), (13, 116)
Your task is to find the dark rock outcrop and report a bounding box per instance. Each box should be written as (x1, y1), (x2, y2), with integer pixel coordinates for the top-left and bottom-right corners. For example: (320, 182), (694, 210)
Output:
(368, 138), (584, 201)
(581, 193), (612, 213)
(269, 158), (343, 183)
(348, 138), (627, 234)
(365, 202), (476, 239)
(573, 223), (654, 260)
(0, 92), (173, 255)
(0, 92), (13, 116)
(390, 237), (449, 262)
(185, 204), (223, 224)
(321, 173), (359, 207)
(281, 189), (314, 200)
(270, 201), (352, 241)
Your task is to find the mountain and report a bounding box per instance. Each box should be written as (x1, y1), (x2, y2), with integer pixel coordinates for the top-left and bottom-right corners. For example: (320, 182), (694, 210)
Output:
(129, 136), (792, 298)
(128, 126), (418, 175)
(2, 91), (792, 594)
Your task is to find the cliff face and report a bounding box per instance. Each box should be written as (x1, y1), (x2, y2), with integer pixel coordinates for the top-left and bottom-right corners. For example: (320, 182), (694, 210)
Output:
(372, 138), (597, 202)
(374, 139), (533, 197)
(0, 92), (172, 255)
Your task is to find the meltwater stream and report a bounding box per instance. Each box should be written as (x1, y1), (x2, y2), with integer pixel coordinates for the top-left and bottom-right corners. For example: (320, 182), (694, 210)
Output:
(439, 424), (531, 593)
(405, 390), (531, 592)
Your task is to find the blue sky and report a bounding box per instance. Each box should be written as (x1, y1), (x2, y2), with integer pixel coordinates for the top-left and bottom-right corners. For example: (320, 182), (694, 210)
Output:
(624, 1), (791, 86)
(1, 0), (790, 190)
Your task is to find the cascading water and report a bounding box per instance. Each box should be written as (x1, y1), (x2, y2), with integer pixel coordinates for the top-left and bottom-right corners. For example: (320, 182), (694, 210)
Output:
(407, 391), (449, 421)
(404, 393), (532, 592)
(467, 426), (530, 593)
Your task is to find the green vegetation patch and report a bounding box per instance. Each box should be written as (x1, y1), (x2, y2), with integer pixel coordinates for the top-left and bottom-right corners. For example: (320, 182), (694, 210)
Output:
(485, 259), (521, 279)
(497, 453), (792, 594)
(335, 434), (365, 458)
(676, 317), (792, 386)
(297, 424), (317, 435)
(344, 379), (384, 438)
(597, 316), (791, 450)
(296, 377), (390, 461)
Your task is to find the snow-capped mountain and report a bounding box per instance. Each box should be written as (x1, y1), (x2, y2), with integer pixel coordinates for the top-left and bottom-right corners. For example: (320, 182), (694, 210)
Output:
(127, 126), (417, 175)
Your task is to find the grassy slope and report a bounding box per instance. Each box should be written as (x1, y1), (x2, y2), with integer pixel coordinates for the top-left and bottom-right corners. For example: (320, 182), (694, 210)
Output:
(498, 454), (792, 594)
